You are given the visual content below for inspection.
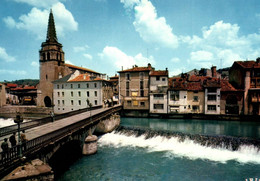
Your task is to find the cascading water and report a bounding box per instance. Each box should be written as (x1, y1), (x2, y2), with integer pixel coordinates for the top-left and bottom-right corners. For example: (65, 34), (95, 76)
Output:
(99, 126), (260, 164)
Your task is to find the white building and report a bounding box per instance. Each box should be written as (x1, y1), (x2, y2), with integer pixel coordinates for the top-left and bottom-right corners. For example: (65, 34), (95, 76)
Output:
(149, 70), (168, 114)
(168, 90), (188, 113)
(53, 70), (113, 114)
(204, 81), (221, 115)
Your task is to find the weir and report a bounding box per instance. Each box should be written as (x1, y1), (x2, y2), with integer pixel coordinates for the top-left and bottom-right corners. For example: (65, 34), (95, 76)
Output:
(115, 126), (260, 152)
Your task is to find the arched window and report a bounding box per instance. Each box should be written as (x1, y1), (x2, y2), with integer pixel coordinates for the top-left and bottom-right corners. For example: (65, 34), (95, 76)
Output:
(42, 53), (46, 61)
(46, 74), (48, 80)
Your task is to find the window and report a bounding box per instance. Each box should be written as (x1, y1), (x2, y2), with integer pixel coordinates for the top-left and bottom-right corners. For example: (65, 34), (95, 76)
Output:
(86, 83), (89, 88)
(71, 91), (73, 97)
(62, 84), (64, 89)
(126, 73), (130, 80)
(156, 76), (160, 81)
(140, 80), (144, 89)
(58, 100), (60, 105)
(133, 100), (138, 106)
(207, 105), (216, 111)
(78, 100), (81, 105)
(126, 90), (130, 97)
(87, 91), (89, 97)
(127, 100), (131, 106)
(78, 91), (81, 97)
(132, 91), (138, 96)
(62, 100), (64, 105)
(71, 84), (73, 88)
(95, 91), (97, 97)
(192, 105), (199, 110)
(62, 92), (64, 97)
(170, 91), (179, 101)
(140, 102), (145, 107)
(162, 78), (166, 81)
(57, 85), (59, 89)
(71, 100), (74, 105)
(154, 94), (164, 99)
(78, 84), (80, 88)
(58, 92), (60, 97)
(154, 104), (164, 109)
(126, 82), (129, 89)
(208, 95), (216, 101)
(140, 90), (144, 97)
(94, 83), (97, 88)
(193, 96), (199, 102)
(95, 100), (97, 105)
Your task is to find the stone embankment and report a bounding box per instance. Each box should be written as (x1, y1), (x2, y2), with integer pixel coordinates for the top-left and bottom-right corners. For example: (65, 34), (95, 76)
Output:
(0, 105), (52, 118)
(95, 113), (120, 134)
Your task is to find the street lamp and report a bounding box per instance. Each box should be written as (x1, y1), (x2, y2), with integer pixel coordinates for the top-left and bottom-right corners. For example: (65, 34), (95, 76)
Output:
(14, 112), (23, 158)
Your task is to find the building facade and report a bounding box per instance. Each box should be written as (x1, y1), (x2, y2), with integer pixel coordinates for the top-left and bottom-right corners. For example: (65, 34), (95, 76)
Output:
(0, 84), (6, 107)
(53, 71), (113, 114)
(118, 64), (153, 114)
(229, 58), (260, 115)
(149, 70), (168, 114)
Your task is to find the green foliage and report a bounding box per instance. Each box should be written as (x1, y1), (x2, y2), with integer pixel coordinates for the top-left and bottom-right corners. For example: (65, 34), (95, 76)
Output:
(3, 79), (39, 86)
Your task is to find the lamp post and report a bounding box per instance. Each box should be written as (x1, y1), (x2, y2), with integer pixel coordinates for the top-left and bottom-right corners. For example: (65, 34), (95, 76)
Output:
(14, 112), (23, 158)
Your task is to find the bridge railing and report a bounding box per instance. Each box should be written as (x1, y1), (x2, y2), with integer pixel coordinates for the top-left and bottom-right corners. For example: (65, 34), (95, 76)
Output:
(0, 105), (102, 137)
(0, 105), (122, 169)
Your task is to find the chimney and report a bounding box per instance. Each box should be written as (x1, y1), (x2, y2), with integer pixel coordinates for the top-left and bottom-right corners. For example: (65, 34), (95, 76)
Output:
(211, 66), (217, 78)
(257, 57), (260, 63)
(83, 74), (86, 80)
(148, 63), (151, 69)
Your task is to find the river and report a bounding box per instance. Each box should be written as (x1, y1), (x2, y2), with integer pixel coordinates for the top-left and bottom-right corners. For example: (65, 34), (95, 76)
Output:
(57, 117), (260, 181)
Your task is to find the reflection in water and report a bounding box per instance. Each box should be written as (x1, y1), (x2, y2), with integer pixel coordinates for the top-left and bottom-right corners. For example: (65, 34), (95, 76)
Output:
(121, 117), (260, 139)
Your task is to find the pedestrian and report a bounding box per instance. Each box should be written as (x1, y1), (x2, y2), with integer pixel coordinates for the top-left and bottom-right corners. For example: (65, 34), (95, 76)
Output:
(9, 132), (17, 147)
(1, 138), (9, 161)
(21, 130), (28, 151)
(50, 111), (55, 122)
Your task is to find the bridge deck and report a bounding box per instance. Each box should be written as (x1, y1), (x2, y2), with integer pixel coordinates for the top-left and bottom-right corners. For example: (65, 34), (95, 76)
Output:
(0, 106), (117, 151)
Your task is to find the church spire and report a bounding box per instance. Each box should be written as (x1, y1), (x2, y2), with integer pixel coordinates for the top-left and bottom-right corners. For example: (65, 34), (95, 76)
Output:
(46, 9), (58, 42)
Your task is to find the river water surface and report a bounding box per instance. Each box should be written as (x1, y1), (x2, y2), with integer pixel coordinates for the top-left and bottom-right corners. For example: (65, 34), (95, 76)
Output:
(57, 118), (260, 181)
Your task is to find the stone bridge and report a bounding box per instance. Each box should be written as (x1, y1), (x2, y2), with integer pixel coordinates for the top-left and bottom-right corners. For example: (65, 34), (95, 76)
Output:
(0, 105), (122, 178)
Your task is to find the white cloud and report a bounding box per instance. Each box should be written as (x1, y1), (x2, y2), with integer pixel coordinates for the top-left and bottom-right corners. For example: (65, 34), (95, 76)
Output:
(121, 0), (178, 49)
(83, 54), (93, 60)
(99, 46), (155, 70)
(190, 51), (213, 61)
(31, 61), (39, 67)
(73, 45), (89, 53)
(170, 57), (180, 63)
(0, 69), (26, 75)
(3, 16), (16, 28)
(0, 47), (16, 62)
(182, 20), (260, 68)
(12, 0), (66, 8)
(3, 2), (78, 40)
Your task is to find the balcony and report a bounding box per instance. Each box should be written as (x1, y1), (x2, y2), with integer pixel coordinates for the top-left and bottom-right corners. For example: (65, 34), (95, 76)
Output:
(250, 77), (260, 88)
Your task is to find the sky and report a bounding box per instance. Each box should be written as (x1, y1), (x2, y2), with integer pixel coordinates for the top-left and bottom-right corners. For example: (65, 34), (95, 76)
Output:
(1, 0), (260, 81)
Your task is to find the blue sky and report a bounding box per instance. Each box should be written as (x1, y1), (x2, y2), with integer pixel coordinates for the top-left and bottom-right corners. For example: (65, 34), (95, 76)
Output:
(1, 0), (260, 81)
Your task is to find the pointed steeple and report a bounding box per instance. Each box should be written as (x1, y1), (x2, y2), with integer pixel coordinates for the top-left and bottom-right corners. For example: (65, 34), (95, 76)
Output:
(46, 9), (58, 42)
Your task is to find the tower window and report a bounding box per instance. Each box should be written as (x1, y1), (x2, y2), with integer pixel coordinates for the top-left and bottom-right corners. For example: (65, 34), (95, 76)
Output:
(47, 52), (50, 60)
(46, 74), (48, 80)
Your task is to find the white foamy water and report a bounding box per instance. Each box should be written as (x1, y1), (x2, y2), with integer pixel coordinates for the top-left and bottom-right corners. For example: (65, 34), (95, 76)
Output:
(99, 132), (260, 164)
(0, 118), (30, 128)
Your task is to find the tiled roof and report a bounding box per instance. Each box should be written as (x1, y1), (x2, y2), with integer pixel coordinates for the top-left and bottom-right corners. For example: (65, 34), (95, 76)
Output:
(6, 83), (18, 88)
(68, 74), (105, 82)
(118, 66), (153, 73)
(221, 80), (241, 92)
(150, 70), (168, 76)
(187, 82), (203, 91)
(235, 61), (260, 69)
(53, 73), (73, 83)
(65, 64), (100, 74)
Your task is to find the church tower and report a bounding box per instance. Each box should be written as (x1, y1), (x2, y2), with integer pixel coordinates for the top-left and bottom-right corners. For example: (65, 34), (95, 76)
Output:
(37, 10), (69, 107)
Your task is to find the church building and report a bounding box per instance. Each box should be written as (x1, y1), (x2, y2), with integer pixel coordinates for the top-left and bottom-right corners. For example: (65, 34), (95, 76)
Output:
(37, 10), (102, 107)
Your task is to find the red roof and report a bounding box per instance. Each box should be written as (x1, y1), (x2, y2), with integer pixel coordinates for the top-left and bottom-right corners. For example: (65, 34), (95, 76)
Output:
(221, 80), (241, 92)
(68, 74), (105, 82)
(235, 61), (260, 69)
(6, 83), (18, 88)
(65, 64), (99, 74)
(187, 82), (203, 91)
(150, 70), (168, 76)
(118, 66), (153, 73)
